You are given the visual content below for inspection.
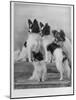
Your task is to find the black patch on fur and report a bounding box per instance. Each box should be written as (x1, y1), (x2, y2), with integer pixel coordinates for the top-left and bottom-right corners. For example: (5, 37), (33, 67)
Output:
(24, 41), (27, 47)
(59, 30), (65, 41)
(40, 22), (44, 28)
(31, 19), (40, 33)
(32, 51), (43, 61)
(47, 42), (60, 54)
(42, 23), (50, 36)
(52, 30), (58, 37)
(28, 19), (32, 28)
(62, 56), (67, 62)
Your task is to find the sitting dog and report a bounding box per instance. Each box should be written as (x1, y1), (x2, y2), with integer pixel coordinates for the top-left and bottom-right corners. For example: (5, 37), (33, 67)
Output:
(25, 19), (42, 62)
(15, 19), (41, 63)
(29, 50), (47, 82)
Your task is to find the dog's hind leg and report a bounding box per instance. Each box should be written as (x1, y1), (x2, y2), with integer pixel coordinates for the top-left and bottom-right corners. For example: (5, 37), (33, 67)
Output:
(56, 60), (63, 80)
(27, 46), (32, 62)
(42, 63), (47, 82)
(63, 59), (71, 79)
(54, 49), (64, 80)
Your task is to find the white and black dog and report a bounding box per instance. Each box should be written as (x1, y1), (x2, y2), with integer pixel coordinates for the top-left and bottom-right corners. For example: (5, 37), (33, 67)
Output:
(47, 41), (70, 80)
(39, 22), (55, 62)
(29, 50), (47, 82)
(26, 19), (42, 62)
(52, 30), (71, 66)
(15, 19), (41, 63)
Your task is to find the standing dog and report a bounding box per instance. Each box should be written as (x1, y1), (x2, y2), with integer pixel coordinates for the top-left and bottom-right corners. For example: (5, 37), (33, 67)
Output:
(47, 41), (70, 80)
(52, 30), (71, 66)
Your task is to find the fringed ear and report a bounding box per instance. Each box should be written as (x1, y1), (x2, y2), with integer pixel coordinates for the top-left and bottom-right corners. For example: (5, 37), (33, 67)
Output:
(60, 30), (65, 37)
(40, 22), (44, 28)
(28, 19), (32, 26)
(60, 30), (65, 35)
(52, 30), (58, 36)
(33, 19), (37, 23)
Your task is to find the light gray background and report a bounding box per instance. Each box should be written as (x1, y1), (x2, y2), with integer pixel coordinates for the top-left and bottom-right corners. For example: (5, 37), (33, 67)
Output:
(14, 3), (72, 50)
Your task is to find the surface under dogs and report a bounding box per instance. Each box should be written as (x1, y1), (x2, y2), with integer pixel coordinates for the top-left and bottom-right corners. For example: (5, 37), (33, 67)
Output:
(14, 62), (71, 89)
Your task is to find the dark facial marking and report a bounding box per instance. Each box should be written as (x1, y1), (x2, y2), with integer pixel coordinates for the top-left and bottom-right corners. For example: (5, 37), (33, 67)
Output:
(32, 51), (44, 61)
(28, 19), (32, 28)
(31, 19), (40, 33)
(52, 30), (58, 37)
(59, 30), (65, 41)
(41, 23), (50, 36)
(40, 22), (44, 28)
(62, 56), (67, 62)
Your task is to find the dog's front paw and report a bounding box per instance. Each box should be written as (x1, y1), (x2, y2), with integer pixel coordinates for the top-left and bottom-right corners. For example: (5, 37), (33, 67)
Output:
(28, 59), (32, 63)
(59, 77), (63, 81)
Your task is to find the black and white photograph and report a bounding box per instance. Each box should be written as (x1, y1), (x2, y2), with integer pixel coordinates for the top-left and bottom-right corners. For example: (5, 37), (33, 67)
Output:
(10, 1), (74, 98)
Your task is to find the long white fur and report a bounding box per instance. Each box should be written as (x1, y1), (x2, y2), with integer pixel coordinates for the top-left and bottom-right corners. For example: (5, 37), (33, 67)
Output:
(26, 33), (42, 62)
(62, 37), (71, 65)
(29, 61), (47, 82)
(50, 48), (70, 80)
(14, 49), (20, 63)
(16, 46), (28, 62)
(42, 34), (55, 62)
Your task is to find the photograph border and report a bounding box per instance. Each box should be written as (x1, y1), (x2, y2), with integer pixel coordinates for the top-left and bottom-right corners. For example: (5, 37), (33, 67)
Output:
(10, 1), (74, 99)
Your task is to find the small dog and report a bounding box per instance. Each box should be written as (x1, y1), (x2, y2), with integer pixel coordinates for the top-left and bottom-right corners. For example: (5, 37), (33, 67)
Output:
(25, 19), (42, 62)
(52, 29), (71, 66)
(40, 22), (55, 62)
(29, 50), (47, 82)
(15, 19), (41, 62)
(47, 41), (70, 80)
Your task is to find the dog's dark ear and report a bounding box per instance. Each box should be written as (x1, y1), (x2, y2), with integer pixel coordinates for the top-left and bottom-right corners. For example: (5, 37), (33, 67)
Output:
(28, 19), (32, 26)
(60, 30), (65, 37)
(33, 19), (38, 23)
(45, 23), (48, 26)
(40, 22), (44, 28)
(60, 30), (65, 41)
(52, 30), (58, 36)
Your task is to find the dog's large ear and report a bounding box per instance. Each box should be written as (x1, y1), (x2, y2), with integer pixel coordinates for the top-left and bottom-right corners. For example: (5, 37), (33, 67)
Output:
(40, 22), (44, 28)
(52, 30), (58, 36)
(28, 19), (32, 27)
(60, 30), (65, 41)
(33, 19), (38, 24)
(60, 30), (65, 37)
(60, 30), (65, 36)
